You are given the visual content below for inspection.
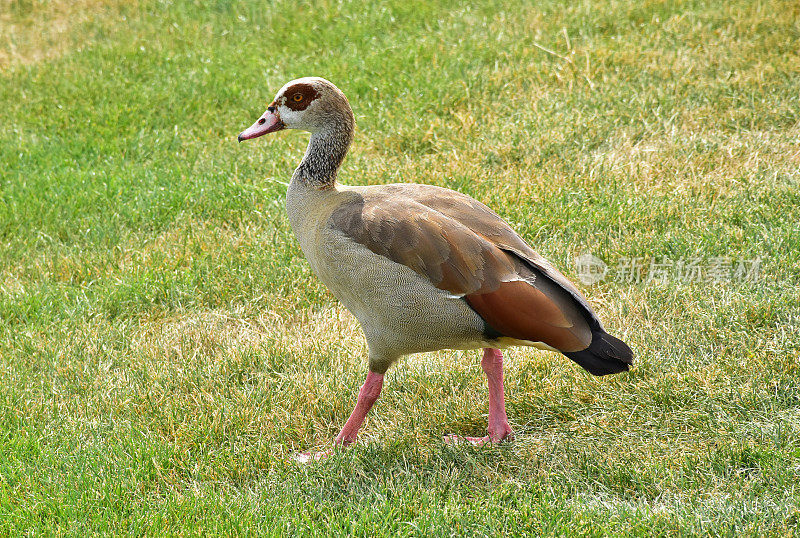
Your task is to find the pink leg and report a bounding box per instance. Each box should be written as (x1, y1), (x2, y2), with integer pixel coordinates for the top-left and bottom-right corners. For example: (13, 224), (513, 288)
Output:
(444, 348), (514, 446)
(482, 348), (514, 442)
(294, 371), (384, 463)
(335, 370), (384, 445)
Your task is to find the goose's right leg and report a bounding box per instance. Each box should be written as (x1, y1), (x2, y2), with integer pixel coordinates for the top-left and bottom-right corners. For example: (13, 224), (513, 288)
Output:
(444, 347), (515, 446)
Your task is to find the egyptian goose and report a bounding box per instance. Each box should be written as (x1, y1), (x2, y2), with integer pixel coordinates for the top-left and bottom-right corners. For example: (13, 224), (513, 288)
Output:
(238, 77), (633, 452)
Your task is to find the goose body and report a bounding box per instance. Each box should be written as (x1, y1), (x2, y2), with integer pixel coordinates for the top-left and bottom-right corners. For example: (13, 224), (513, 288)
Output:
(239, 77), (633, 452)
(287, 183), (500, 372)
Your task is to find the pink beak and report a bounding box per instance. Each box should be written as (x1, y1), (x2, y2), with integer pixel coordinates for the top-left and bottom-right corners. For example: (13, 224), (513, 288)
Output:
(238, 105), (284, 142)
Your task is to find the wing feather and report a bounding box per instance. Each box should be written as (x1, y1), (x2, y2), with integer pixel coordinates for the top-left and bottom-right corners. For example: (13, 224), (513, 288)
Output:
(329, 185), (596, 351)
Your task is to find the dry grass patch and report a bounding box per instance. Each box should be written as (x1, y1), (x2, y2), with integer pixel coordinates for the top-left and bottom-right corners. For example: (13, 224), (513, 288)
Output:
(586, 127), (800, 193)
(0, 0), (136, 68)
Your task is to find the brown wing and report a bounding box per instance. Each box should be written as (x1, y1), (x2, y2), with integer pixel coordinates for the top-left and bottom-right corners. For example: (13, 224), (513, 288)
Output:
(369, 184), (604, 327)
(329, 185), (595, 352)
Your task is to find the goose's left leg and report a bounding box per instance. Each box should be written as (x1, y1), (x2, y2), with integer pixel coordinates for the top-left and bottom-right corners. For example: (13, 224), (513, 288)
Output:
(294, 370), (384, 463)
(335, 370), (384, 445)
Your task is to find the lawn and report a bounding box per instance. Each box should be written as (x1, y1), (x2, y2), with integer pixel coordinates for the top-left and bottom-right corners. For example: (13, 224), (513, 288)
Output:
(1, 0), (799, 534)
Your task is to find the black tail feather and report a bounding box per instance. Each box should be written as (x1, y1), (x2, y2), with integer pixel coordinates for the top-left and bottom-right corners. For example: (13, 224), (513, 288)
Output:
(563, 331), (633, 376)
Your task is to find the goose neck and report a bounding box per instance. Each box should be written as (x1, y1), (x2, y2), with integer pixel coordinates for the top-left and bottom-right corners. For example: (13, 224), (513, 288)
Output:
(292, 120), (353, 190)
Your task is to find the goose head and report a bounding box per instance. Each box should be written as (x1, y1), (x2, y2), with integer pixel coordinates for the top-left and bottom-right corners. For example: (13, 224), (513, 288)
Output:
(238, 77), (353, 142)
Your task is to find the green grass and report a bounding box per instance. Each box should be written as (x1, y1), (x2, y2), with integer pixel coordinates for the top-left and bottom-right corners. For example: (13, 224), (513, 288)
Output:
(1, 0), (799, 534)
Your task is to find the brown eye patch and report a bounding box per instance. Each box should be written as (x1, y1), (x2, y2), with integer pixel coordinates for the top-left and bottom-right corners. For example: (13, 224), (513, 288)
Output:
(282, 82), (319, 111)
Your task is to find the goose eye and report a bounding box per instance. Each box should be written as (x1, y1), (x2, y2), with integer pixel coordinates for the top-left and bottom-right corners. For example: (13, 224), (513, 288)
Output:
(292, 94), (303, 102)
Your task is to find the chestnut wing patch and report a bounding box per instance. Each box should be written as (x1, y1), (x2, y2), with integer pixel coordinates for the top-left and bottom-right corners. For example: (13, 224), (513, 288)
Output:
(464, 270), (592, 352)
(329, 191), (593, 352)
